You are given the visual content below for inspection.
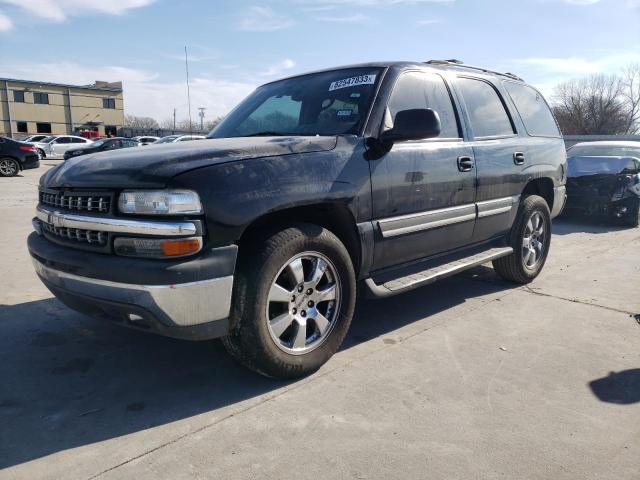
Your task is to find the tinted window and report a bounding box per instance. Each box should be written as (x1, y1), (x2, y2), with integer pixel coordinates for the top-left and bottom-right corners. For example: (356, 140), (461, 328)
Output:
(16, 121), (28, 133)
(13, 91), (25, 103)
(567, 145), (640, 158)
(71, 137), (85, 143)
(387, 72), (460, 139)
(504, 82), (559, 137)
(568, 156), (639, 176)
(458, 78), (514, 137)
(102, 98), (116, 109)
(34, 92), (49, 104)
(36, 123), (52, 134)
(55, 137), (71, 144)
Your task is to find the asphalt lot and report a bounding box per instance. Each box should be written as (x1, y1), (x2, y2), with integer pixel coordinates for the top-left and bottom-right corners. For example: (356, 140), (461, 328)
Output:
(1, 163), (639, 480)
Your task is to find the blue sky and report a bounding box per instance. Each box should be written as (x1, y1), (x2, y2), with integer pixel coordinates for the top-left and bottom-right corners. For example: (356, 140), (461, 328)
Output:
(0, 0), (638, 123)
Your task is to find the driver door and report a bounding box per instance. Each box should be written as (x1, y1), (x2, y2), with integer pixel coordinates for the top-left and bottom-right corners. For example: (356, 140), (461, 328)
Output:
(51, 137), (72, 156)
(369, 71), (477, 270)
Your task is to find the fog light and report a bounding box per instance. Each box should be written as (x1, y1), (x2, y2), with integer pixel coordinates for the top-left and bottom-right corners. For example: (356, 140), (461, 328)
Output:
(114, 237), (202, 258)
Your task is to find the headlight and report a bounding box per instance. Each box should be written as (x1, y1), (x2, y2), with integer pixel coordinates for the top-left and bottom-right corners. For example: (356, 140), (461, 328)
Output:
(118, 190), (203, 215)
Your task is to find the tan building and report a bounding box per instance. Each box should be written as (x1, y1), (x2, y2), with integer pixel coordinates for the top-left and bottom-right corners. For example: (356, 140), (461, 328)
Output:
(0, 78), (124, 138)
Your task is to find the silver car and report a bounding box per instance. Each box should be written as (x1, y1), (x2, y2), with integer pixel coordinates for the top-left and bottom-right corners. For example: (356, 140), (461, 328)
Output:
(32, 135), (93, 159)
(154, 134), (206, 144)
(132, 135), (160, 146)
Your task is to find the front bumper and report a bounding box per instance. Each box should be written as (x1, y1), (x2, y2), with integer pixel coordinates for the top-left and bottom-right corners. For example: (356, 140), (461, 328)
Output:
(28, 232), (237, 340)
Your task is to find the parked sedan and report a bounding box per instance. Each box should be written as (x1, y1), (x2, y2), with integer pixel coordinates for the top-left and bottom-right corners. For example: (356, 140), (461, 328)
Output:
(18, 134), (50, 143)
(0, 136), (40, 177)
(154, 134), (206, 144)
(32, 135), (93, 159)
(564, 142), (640, 227)
(132, 135), (160, 146)
(64, 137), (139, 160)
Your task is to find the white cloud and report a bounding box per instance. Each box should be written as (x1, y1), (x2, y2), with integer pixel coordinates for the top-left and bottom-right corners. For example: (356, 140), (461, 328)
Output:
(316, 13), (370, 22)
(260, 58), (296, 77)
(297, 0), (452, 4)
(513, 51), (640, 76)
(0, 10), (12, 31)
(0, 0), (154, 22)
(1, 62), (255, 121)
(417, 18), (441, 26)
(237, 6), (294, 31)
(562, 0), (600, 4)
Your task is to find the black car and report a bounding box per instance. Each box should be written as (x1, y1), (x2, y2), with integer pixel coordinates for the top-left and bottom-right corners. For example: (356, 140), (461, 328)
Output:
(29, 61), (567, 378)
(0, 136), (40, 177)
(564, 149), (640, 227)
(63, 137), (139, 160)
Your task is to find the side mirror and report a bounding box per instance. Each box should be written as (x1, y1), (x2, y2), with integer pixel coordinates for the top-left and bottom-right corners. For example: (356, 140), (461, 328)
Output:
(380, 108), (441, 143)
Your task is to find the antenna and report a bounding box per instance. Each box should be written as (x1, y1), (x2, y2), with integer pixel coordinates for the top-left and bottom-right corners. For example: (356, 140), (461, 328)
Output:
(185, 46), (192, 135)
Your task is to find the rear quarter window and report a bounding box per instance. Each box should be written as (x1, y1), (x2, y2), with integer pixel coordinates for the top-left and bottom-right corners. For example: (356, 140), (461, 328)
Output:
(503, 82), (560, 138)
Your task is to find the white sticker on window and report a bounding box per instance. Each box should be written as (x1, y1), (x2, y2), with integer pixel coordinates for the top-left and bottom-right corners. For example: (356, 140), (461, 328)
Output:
(337, 109), (353, 117)
(329, 75), (376, 91)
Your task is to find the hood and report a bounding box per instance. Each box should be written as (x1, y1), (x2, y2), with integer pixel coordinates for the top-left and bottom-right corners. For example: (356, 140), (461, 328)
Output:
(41, 136), (338, 189)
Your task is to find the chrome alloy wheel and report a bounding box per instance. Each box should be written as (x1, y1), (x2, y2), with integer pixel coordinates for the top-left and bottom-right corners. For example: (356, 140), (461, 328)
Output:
(266, 251), (341, 355)
(0, 158), (17, 176)
(522, 211), (546, 270)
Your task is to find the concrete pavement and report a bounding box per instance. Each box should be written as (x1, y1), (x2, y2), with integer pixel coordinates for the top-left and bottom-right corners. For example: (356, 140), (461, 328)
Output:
(1, 164), (639, 479)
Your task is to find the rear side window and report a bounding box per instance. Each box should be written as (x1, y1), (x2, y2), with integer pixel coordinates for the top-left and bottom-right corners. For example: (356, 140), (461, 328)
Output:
(504, 82), (560, 137)
(457, 77), (514, 138)
(388, 72), (460, 139)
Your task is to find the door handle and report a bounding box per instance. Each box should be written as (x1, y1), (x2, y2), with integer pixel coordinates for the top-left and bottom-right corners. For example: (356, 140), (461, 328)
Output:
(457, 156), (474, 172)
(513, 152), (525, 165)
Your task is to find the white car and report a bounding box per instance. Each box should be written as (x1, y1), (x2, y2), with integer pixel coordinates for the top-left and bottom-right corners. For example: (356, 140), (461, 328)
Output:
(19, 134), (50, 143)
(32, 135), (93, 159)
(132, 135), (160, 146)
(154, 134), (206, 144)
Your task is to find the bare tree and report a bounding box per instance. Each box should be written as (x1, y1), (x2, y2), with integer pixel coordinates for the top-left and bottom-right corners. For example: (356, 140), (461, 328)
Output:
(124, 114), (159, 130)
(204, 116), (225, 131)
(552, 74), (629, 135)
(621, 63), (640, 134)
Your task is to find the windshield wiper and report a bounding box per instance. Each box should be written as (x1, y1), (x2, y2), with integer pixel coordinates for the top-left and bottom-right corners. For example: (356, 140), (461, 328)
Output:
(243, 131), (297, 137)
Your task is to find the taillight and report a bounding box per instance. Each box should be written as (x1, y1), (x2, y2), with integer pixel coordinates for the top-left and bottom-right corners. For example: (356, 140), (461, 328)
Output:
(19, 145), (36, 152)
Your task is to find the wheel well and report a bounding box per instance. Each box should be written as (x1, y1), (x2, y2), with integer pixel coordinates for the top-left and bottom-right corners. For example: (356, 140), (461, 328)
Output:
(238, 203), (361, 275)
(522, 178), (554, 211)
(0, 156), (22, 171)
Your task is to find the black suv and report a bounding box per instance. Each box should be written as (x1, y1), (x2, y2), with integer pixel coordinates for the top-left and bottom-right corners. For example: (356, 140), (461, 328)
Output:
(0, 136), (40, 177)
(29, 61), (567, 378)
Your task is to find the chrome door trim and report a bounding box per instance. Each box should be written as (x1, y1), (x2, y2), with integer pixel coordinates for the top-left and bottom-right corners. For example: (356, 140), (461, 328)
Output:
(36, 206), (197, 236)
(378, 203), (476, 238)
(476, 195), (520, 218)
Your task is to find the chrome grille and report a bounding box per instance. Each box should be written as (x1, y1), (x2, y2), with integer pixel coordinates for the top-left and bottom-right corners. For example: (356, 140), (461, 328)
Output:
(39, 190), (111, 213)
(41, 222), (107, 246)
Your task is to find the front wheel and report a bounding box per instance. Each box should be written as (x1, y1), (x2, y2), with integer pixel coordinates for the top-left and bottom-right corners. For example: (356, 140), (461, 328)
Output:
(493, 195), (551, 284)
(0, 157), (19, 177)
(222, 223), (356, 379)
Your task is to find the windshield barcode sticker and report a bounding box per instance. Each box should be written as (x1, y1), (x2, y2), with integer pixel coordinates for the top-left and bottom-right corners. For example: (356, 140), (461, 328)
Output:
(329, 75), (376, 91)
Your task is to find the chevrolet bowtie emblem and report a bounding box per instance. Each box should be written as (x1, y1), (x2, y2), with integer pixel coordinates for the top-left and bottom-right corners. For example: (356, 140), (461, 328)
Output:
(48, 211), (64, 228)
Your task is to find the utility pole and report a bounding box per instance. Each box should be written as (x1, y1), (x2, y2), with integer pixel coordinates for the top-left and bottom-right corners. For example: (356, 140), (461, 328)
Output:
(173, 108), (176, 133)
(185, 46), (192, 135)
(198, 107), (206, 132)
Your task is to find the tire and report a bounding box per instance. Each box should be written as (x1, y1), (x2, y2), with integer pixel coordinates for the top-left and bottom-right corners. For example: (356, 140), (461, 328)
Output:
(0, 157), (19, 177)
(622, 206), (639, 228)
(37, 149), (46, 159)
(222, 223), (356, 379)
(492, 195), (551, 284)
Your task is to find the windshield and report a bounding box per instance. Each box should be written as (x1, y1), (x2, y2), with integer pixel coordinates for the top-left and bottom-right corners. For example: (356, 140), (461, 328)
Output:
(41, 136), (57, 143)
(568, 156), (639, 176)
(568, 145), (640, 158)
(210, 67), (383, 138)
(90, 139), (107, 147)
(155, 136), (179, 144)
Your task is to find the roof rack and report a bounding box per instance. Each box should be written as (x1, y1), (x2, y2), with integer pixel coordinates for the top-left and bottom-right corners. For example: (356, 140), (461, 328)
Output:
(425, 60), (524, 82)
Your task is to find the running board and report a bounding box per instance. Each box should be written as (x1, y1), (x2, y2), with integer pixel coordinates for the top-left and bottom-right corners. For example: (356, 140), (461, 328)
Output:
(365, 247), (513, 298)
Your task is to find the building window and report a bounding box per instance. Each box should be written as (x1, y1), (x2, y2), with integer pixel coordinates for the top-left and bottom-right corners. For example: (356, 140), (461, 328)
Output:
(13, 91), (25, 103)
(105, 125), (118, 136)
(36, 123), (52, 133)
(102, 98), (116, 109)
(16, 121), (28, 133)
(34, 92), (49, 104)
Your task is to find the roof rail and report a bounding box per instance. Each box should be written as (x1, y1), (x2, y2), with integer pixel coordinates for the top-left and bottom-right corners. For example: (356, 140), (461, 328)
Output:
(425, 60), (524, 82)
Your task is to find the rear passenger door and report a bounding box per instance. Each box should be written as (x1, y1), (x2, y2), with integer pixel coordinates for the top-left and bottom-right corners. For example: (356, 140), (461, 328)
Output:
(370, 71), (476, 270)
(455, 77), (523, 243)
